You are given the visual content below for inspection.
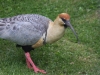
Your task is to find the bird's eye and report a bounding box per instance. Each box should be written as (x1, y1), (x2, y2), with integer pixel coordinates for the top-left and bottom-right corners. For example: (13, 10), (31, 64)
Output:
(61, 18), (66, 24)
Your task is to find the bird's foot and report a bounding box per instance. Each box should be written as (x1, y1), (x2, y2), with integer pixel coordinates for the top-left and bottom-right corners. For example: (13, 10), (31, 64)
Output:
(34, 67), (46, 74)
(26, 60), (46, 74)
(25, 52), (46, 74)
(26, 58), (33, 69)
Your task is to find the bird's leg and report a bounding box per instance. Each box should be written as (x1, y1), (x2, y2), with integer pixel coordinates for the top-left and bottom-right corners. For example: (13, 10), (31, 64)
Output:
(25, 52), (46, 74)
(26, 58), (32, 69)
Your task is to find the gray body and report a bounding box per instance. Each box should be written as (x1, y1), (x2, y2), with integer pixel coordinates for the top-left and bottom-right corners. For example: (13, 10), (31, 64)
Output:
(0, 14), (51, 45)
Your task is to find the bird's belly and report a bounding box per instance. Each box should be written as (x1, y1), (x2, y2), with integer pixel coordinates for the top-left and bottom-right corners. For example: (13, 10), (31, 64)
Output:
(4, 34), (41, 46)
(9, 38), (38, 45)
(32, 37), (44, 48)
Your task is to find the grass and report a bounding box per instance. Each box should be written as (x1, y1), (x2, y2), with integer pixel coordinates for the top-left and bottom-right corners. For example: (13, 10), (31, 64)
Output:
(0, 0), (100, 75)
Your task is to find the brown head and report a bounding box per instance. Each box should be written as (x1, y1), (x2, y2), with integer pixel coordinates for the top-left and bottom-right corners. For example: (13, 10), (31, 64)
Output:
(58, 13), (79, 42)
(59, 13), (70, 20)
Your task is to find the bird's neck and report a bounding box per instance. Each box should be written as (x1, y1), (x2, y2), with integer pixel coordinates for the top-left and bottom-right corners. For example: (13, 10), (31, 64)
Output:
(32, 18), (65, 48)
(46, 20), (65, 43)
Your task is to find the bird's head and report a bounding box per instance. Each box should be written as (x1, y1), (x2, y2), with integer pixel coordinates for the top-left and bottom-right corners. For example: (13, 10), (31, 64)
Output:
(58, 13), (79, 42)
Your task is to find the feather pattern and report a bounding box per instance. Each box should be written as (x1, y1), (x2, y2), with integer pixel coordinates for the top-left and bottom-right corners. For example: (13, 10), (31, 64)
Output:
(0, 14), (51, 45)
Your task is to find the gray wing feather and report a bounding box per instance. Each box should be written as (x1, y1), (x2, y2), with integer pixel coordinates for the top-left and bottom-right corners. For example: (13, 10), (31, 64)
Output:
(0, 14), (51, 45)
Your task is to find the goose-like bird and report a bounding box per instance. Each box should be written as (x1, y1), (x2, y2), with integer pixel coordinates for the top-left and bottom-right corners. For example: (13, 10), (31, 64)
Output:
(0, 13), (78, 74)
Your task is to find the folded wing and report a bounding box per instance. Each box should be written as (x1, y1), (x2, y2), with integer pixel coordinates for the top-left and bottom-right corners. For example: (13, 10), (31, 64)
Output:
(0, 14), (51, 45)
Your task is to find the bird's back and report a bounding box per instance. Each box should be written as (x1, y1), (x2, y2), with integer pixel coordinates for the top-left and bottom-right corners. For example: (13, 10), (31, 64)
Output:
(0, 14), (51, 45)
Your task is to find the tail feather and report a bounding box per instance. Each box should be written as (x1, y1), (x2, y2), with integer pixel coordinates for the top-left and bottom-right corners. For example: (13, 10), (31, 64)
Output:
(0, 19), (6, 31)
(0, 27), (4, 31)
(0, 20), (9, 39)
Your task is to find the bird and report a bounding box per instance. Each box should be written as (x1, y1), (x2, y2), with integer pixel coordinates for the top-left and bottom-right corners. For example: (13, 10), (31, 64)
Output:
(0, 13), (78, 74)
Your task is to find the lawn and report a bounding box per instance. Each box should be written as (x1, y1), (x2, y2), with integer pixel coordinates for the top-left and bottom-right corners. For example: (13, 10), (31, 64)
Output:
(0, 0), (100, 75)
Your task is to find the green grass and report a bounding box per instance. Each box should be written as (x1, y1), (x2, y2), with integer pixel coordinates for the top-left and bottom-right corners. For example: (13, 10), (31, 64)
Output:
(0, 0), (100, 75)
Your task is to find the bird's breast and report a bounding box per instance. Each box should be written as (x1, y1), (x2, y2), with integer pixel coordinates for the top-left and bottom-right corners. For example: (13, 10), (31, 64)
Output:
(32, 32), (46, 48)
(32, 37), (44, 48)
(46, 22), (65, 43)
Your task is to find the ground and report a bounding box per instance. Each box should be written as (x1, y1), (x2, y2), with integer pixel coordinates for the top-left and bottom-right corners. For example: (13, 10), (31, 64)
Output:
(0, 0), (100, 75)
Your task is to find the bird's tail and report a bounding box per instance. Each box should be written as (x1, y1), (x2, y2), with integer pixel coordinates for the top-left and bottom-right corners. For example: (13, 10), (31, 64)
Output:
(0, 19), (5, 31)
(0, 19), (7, 39)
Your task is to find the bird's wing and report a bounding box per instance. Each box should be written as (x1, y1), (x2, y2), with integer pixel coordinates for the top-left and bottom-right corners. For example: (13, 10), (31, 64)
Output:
(0, 14), (51, 45)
